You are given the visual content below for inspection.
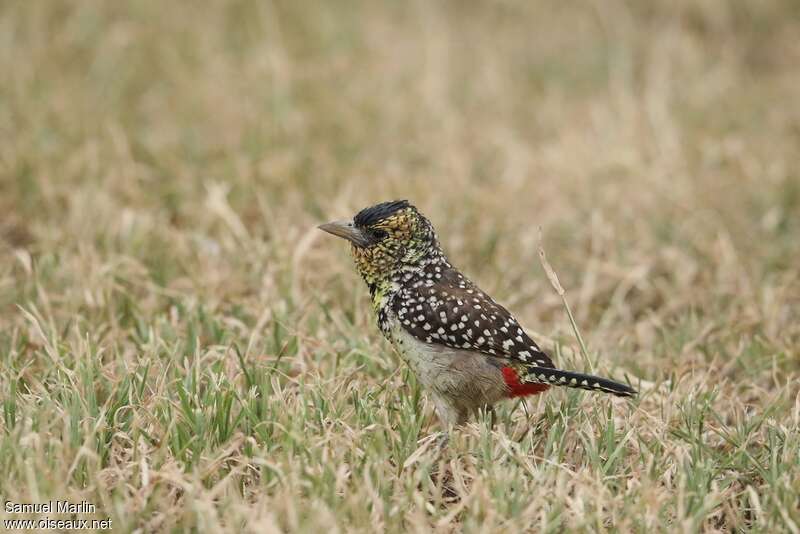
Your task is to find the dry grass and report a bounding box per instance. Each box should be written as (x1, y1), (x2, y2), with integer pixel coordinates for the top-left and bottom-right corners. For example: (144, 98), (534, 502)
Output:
(1, 0), (799, 532)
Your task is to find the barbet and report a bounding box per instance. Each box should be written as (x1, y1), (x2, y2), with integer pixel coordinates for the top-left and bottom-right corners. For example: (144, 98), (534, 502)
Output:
(319, 200), (636, 427)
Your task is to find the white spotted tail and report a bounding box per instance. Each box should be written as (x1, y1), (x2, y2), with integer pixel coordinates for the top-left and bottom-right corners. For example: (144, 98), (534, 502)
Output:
(521, 367), (636, 397)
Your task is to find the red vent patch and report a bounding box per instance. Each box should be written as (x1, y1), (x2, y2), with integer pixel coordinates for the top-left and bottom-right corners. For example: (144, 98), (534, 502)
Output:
(502, 367), (550, 398)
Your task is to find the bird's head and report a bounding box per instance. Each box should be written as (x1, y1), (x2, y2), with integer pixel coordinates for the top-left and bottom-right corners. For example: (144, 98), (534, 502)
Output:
(318, 200), (440, 288)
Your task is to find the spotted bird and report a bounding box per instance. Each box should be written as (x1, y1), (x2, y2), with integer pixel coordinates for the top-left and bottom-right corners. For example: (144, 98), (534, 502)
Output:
(319, 200), (636, 426)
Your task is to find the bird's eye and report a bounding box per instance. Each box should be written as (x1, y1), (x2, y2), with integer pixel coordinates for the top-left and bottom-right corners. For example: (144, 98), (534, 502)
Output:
(371, 228), (388, 240)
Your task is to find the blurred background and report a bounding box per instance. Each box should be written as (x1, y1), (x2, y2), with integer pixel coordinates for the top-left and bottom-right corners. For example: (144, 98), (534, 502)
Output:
(2, 0), (797, 361)
(1, 1), (799, 530)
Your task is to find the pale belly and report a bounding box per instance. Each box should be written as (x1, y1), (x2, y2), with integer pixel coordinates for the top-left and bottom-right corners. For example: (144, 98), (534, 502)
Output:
(385, 316), (509, 420)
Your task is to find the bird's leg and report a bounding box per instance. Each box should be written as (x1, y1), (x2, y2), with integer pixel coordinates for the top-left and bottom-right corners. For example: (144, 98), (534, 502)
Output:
(432, 394), (468, 430)
(435, 431), (450, 451)
(430, 394), (469, 461)
(487, 404), (497, 430)
(430, 427), (458, 504)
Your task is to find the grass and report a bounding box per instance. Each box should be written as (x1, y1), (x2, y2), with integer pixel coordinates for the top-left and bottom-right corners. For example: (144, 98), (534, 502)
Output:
(1, 0), (799, 531)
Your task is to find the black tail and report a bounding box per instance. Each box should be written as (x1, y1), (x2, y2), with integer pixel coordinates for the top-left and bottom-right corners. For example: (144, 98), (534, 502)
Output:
(521, 366), (637, 397)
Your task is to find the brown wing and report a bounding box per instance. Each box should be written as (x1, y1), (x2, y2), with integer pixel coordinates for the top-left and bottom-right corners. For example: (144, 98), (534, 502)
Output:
(392, 268), (554, 367)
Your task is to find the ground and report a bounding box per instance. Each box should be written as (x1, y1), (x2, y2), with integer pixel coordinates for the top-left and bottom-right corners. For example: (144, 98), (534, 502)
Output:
(1, 0), (799, 532)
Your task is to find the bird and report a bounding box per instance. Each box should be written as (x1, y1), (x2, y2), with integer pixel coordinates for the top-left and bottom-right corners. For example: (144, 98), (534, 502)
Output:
(319, 200), (636, 428)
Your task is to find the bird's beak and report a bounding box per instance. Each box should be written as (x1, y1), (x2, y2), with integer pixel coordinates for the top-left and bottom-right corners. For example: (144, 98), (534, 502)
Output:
(318, 219), (372, 248)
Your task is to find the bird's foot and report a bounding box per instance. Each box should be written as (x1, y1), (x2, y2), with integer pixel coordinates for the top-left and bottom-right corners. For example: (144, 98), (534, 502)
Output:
(434, 431), (450, 451)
